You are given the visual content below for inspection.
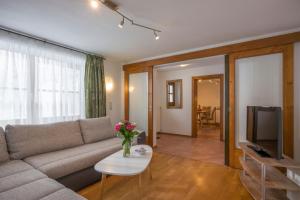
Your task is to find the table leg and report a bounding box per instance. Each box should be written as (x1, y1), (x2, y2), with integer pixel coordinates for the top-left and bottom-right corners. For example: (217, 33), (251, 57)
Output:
(139, 173), (142, 187)
(137, 174), (142, 199)
(99, 174), (107, 200)
(148, 164), (153, 180)
(261, 164), (266, 200)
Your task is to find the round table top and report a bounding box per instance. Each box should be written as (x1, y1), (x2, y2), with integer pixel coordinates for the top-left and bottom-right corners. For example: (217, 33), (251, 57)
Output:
(94, 145), (153, 176)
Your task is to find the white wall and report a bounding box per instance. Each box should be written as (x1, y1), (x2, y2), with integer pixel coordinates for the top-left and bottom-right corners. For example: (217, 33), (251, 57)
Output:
(153, 69), (159, 145)
(129, 72), (148, 133)
(288, 42), (300, 200)
(294, 42), (300, 166)
(154, 61), (224, 138)
(104, 60), (122, 125)
(235, 54), (283, 147)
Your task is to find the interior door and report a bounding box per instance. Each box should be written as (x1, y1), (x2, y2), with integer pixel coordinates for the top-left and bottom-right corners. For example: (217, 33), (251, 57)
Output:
(129, 72), (148, 134)
(228, 45), (293, 168)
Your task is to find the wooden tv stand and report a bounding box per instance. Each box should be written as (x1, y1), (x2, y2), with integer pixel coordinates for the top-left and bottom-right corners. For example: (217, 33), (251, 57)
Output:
(239, 142), (300, 200)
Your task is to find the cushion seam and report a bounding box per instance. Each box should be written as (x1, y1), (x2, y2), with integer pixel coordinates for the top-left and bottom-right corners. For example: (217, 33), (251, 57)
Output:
(0, 176), (46, 193)
(0, 168), (43, 179)
(0, 177), (50, 193)
(0, 167), (33, 179)
(38, 188), (66, 200)
(26, 142), (120, 167)
(37, 145), (120, 169)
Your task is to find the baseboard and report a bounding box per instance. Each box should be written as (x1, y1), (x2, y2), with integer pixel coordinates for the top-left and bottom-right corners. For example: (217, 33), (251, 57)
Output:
(157, 132), (192, 137)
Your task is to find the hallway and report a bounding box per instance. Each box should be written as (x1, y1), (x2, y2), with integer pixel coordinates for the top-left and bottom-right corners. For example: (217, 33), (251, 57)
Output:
(156, 128), (224, 165)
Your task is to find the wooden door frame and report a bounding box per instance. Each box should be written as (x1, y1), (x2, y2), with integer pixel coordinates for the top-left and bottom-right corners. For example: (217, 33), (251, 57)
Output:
(122, 32), (298, 158)
(192, 74), (224, 141)
(124, 32), (300, 69)
(228, 44), (294, 168)
(124, 66), (154, 147)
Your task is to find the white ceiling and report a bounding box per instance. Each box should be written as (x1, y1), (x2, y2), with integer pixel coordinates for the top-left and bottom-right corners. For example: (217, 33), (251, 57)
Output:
(0, 0), (300, 63)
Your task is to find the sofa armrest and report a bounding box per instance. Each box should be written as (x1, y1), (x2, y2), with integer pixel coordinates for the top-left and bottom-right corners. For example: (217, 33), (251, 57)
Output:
(137, 130), (146, 145)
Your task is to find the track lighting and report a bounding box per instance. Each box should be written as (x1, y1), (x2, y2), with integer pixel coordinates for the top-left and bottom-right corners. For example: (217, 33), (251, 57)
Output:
(92, 0), (162, 40)
(90, 0), (99, 9)
(118, 17), (124, 29)
(154, 31), (160, 40)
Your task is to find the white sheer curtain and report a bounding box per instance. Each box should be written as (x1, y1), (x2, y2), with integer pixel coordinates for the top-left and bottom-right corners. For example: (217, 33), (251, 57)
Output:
(0, 31), (86, 127)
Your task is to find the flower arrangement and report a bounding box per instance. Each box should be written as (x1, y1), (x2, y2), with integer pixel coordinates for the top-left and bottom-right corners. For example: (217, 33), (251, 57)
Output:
(115, 121), (140, 157)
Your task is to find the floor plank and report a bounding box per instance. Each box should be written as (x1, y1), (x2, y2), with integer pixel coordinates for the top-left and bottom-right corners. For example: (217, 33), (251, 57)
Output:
(78, 153), (252, 200)
(156, 127), (224, 165)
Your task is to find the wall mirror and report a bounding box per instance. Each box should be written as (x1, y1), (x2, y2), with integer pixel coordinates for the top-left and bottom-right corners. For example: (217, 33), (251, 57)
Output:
(166, 79), (182, 109)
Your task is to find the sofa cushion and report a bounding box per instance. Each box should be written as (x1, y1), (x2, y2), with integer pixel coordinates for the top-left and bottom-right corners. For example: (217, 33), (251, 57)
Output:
(0, 160), (85, 200)
(0, 168), (46, 193)
(0, 127), (9, 163)
(39, 188), (86, 200)
(0, 178), (63, 200)
(5, 121), (84, 159)
(79, 117), (115, 144)
(0, 160), (33, 178)
(24, 137), (122, 179)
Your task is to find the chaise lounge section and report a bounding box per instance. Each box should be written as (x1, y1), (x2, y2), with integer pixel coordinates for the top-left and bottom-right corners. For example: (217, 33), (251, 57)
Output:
(0, 117), (144, 200)
(0, 126), (85, 200)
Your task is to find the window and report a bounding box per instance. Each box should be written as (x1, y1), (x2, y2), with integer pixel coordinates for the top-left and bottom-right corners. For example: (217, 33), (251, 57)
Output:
(0, 34), (86, 127)
(166, 79), (182, 109)
(167, 82), (175, 107)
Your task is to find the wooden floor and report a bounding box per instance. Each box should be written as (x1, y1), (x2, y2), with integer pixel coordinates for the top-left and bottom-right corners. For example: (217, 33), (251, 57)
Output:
(78, 152), (252, 200)
(156, 127), (224, 165)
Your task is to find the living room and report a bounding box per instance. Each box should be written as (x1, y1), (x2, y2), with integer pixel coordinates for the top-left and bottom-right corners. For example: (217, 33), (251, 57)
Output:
(1, 0), (300, 200)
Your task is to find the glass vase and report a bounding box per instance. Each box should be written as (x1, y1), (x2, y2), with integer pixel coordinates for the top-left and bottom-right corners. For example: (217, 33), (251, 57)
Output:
(123, 140), (131, 157)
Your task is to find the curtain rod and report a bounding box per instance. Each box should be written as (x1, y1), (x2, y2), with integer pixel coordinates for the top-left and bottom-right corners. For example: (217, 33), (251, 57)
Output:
(0, 25), (105, 60)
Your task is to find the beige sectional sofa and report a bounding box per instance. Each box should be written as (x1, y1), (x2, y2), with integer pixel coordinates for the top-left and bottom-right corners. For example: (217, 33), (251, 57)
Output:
(0, 117), (144, 200)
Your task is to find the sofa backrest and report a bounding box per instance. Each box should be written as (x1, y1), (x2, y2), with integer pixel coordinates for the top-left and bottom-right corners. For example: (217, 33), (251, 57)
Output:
(0, 127), (10, 163)
(5, 121), (84, 159)
(79, 117), (115, 144)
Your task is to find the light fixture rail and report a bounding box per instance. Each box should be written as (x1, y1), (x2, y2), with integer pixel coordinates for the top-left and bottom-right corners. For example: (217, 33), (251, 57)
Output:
(97, 0), (162, 39)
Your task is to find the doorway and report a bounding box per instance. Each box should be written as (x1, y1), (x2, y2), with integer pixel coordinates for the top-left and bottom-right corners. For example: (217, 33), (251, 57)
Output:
(192, 74), (224, 164)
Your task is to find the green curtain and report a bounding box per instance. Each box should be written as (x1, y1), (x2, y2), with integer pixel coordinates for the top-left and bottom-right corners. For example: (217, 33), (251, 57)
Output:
(85, 55), (106, 118)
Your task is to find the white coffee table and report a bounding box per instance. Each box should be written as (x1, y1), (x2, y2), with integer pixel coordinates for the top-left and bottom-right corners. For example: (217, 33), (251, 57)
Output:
(94, 145), (153, 199)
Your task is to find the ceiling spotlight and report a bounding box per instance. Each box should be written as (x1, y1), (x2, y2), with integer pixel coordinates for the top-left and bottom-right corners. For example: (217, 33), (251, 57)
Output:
(90, 0), (99, 9)
(118, 17), (124, 28)
(154, 31), (160, 40)
(180, 64), (189, 67)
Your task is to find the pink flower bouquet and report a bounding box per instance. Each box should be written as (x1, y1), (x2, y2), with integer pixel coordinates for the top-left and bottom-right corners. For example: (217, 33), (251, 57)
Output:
(115, 121), (140, 157)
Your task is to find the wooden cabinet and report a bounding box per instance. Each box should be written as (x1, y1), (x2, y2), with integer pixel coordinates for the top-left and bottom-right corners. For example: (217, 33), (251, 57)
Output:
(239, 142), (300, 200)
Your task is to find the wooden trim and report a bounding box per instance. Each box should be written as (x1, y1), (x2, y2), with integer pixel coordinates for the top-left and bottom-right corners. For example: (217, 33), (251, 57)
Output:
(147, 67), (154, 146)
(124, 31), (300, 69)
(123, 66), (154, 147)
(283, 45), (294, 158)
(224, 55), (230, 166)
(192, 74), (224, 141)
(228, 44), (294, 169)
(157, 132), (192, 137)
(229, 54), (239, 168)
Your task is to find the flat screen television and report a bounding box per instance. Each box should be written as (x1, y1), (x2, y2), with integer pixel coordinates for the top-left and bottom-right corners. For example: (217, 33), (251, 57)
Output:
(246, 106), (283, 160)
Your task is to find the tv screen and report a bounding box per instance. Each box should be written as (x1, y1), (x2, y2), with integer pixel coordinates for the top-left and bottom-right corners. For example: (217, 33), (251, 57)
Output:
(246, 106), (282, 159)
